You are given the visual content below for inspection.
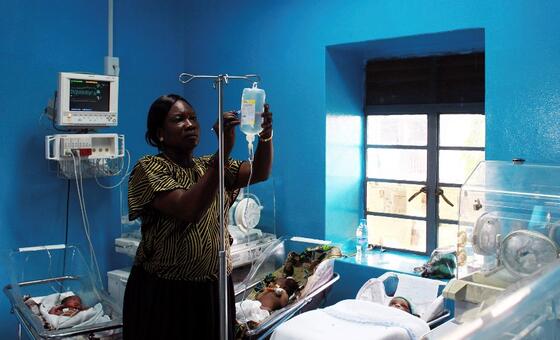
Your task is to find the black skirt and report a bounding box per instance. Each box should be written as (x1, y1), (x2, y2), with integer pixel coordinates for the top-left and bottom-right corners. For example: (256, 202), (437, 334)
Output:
(123, 265), (235, 340)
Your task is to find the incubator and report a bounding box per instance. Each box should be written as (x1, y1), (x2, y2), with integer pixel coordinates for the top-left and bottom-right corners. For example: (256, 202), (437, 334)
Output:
(442, 259), (560, 339)
(3, 245), (122, 339)
(235, 237), (341, 339)
(110, 177), (279, 307)
(443, 160), (560, 321)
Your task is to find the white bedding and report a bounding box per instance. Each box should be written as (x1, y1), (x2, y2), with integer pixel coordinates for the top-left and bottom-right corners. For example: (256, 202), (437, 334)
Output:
(356, 273), (445, 322)
(236, 299), (270, 324)
(32, 292), (110, 330)
(271, 299), (430, 340)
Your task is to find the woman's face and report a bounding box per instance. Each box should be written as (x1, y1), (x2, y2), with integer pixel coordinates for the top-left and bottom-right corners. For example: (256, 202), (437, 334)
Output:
(159, 100), (199, 151)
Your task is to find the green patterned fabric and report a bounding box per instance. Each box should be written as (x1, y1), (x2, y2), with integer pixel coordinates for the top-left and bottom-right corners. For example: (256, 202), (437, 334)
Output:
(235, 245), (342, 338)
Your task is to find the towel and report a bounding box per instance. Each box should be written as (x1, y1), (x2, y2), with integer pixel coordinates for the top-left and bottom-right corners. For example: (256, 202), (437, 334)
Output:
(36, 292), (110, 330)
(236, 300), (270, 324)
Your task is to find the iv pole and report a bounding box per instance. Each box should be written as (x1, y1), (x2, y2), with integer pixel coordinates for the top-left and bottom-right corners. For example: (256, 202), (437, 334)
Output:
(179, 72), (260, 340)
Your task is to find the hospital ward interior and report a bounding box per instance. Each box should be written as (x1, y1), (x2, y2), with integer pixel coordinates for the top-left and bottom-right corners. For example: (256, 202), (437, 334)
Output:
(2, 1), (560, 339)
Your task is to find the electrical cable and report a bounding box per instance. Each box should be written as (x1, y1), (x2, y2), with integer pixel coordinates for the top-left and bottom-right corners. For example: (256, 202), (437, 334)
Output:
(61, 180), (70, 281)
(77, 155), (98, 276)
(71, 152), (103, 287)
(94, 149), (132, 189)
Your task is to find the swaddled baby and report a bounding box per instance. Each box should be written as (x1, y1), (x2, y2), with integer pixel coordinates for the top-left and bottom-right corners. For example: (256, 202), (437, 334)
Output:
(48, 295), (86, 317)
(389, 296), (419, 317)
(236, 277), (299, 324)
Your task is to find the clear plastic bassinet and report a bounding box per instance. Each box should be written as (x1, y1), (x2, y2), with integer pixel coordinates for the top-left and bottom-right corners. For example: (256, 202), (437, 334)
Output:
(3, 244), (122, 339)
(234, 236), (341, 339)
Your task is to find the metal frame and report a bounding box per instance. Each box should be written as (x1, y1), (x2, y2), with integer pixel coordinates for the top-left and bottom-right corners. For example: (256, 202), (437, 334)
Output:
(364, 103), (484, 254)
(179, 72), (260, 340)
(4, 276), (122, 340)
(238, 273), (340, 339)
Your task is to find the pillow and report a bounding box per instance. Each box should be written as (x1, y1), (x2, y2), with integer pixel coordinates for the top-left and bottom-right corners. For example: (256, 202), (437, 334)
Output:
(299, 259), (334, 298)
(355, 278), (390, 305)
(420, 295), (444, 322)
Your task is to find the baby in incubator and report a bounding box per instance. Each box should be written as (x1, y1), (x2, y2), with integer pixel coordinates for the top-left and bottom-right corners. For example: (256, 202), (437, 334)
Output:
(388, 296), (417, 316)
(257, 277), (299, 312)
(48, 295), (86, 317)
(236, 277), (299, 324)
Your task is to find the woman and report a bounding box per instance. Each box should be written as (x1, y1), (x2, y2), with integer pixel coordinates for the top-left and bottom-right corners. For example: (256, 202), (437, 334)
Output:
(123, 94), (273, 339)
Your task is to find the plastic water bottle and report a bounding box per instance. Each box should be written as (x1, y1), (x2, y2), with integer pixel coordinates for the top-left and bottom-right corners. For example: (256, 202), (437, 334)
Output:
(356, 218), (368, 257)
(240, 82), (265, 144)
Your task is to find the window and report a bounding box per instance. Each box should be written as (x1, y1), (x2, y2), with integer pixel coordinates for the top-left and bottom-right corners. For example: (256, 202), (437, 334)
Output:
(365, 53), (485, 254)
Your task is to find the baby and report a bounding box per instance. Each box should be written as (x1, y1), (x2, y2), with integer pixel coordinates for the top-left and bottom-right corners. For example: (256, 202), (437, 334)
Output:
(48, 295), (85, 317)
(236, 277), (300, 325)
(257, 277), (299, 312)
(388, 296), (413, 315)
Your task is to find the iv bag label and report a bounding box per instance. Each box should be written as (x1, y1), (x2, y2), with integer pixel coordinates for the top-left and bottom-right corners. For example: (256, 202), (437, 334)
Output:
(241, 99), (256, 125)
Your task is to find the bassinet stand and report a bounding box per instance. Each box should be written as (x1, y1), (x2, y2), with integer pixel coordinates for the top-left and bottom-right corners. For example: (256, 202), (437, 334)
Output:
(179, 73), (261, 340)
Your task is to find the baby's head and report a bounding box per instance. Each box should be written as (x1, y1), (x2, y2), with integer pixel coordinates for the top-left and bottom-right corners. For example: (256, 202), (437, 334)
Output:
(276, 277), (299, 296)
(389, 297), (412, 314)
(61, 295), (83, 309)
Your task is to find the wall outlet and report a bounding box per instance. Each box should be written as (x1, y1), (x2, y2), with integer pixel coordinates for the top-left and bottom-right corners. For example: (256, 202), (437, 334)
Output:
(104, 56), (120, 76)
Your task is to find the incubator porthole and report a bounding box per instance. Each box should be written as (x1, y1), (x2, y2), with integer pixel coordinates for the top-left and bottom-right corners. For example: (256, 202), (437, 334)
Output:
(500, 230), (559, 277)
(231, 192), (263, 233)
(472, 212), (501, 256)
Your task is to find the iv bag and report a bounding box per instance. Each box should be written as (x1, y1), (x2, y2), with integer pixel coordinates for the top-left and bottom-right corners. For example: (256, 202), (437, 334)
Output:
(240, 82), (265, 141)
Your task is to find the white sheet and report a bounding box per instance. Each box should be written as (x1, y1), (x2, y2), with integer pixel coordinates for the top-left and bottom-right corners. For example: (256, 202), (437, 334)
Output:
(299, 259), (334, 298)
(356, 272), (444, 321)
(393, 274), (440, 319)
(34, 292), (110, 330)
(271, 299), (430, 340)
(236, 299), (270, 324)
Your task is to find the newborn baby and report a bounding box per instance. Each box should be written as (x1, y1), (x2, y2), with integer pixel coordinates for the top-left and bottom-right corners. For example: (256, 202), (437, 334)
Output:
(48, 295), (85, 317)
(388, 296), (416, 316)
(257, 277), (299, 312)
(236, 277), (299, 325)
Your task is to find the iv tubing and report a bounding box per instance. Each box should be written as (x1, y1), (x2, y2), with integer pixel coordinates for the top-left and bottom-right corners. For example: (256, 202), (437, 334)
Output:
(179, 72), (259, 340)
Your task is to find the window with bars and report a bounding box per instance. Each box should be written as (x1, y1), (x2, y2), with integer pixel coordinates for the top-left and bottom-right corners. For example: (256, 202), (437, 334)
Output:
(364, 53), (485, 254)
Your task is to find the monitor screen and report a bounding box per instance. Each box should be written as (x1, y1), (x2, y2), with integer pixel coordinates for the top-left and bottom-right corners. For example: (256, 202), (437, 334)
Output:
(69, 78), (111, 112)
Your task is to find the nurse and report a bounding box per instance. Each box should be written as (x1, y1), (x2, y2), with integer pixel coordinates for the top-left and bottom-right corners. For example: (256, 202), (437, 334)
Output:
(123, 94), (273, 339)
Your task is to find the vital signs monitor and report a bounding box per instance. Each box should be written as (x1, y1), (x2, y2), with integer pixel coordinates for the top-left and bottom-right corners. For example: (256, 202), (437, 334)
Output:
(56, 72), (119, 127)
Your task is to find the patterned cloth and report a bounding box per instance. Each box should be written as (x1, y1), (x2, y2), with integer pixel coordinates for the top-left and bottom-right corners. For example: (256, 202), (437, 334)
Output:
(128, 154), (242, 281)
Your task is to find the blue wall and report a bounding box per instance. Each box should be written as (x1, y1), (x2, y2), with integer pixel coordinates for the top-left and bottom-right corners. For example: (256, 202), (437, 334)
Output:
(183, 0), (560, 305)
(183, 0), (560, 242)
(2, 0), (560, 335)
(0, 0), (187, 336)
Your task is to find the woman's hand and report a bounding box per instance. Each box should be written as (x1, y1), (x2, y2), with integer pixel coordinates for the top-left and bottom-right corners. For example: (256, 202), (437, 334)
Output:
(213, 111), (240, 158)
(259, 104), (273, 142)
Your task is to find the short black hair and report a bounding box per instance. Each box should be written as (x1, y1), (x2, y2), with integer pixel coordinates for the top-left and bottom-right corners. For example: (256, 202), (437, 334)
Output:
(61, 295), (81, 304)
(283, 278), (299, 296)
(145, 94), (194, 148)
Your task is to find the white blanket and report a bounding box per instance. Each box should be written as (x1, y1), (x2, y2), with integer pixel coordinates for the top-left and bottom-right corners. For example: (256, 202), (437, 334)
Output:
(33, 292), (110, 330)
(356, 272), (444, 321)
(271, 300), (430, 340)
(236, 299), (270, 324)
(299, 259), (334, 298)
